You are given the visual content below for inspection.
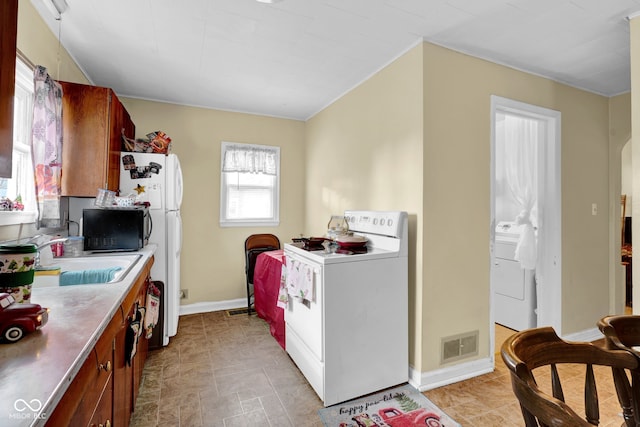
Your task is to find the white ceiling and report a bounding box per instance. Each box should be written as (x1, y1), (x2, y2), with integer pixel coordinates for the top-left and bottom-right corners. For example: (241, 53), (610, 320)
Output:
(32, 0), (640, 120)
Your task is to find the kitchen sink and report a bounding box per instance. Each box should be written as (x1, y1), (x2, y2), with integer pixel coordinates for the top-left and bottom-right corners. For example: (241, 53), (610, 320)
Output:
(32, 254), (142, 287)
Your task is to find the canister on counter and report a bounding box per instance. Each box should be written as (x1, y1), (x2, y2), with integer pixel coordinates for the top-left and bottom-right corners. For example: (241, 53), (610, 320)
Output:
(52, 235), (64, 257)
(0, 244), (36, 303)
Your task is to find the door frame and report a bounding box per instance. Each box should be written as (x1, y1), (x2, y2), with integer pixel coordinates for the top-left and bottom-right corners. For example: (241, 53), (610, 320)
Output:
(490, 95), (562, 362)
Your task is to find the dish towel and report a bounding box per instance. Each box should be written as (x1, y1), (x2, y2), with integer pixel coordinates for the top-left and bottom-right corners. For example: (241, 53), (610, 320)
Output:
(277, 263), (288, 308)
(144, 282), (161, 338)
(59, 267), (122, 286)
(285, 259), (315, 302)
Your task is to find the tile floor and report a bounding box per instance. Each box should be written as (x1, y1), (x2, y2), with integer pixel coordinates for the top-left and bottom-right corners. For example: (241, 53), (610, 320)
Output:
(129, 314), (627, 427)
(130, 310), (324, 427)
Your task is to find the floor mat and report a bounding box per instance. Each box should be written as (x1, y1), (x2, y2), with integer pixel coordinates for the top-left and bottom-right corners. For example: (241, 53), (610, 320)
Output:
(318, 383), (461, 427)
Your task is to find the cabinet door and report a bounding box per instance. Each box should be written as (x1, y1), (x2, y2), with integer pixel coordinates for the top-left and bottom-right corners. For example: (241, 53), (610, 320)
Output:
(88, 374), (113, 427)
(108, 93), (134, 193)
(113, 313), (133, 427)
(45, 330), (114, 426)
(60, 81), (111, 196)
(59, 81), (134, 196)
(113, 260), (152, 424)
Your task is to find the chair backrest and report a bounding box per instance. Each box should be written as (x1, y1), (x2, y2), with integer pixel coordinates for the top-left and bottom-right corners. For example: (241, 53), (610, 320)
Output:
(598, 315), (640, 425)
(245, 234), (280, 252)
(244, 234), (280, 283)
(598, 315), (640, 354)
(501, 326), (639, 427)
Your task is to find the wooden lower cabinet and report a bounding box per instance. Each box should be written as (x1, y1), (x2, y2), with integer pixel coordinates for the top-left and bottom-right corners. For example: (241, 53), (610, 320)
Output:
(89, 375), (113, 427)
(46, 257), (153, 427)
(113, 271), (151, 426)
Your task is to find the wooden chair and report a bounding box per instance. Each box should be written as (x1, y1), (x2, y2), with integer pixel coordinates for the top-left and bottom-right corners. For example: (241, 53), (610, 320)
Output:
(501, 326), (640, 426)
(244, 234), (280, 315)
(598, 315), (640, 425)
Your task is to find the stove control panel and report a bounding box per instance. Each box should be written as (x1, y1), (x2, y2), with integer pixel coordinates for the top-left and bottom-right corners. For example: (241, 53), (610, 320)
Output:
(344, 210), (407, 238)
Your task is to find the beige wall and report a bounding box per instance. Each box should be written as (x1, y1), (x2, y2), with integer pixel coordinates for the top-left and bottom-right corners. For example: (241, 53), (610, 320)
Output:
(308, 41), (614, 374)
(306, 44), (425, 370)
(421, 42), (612, 370)
(120, 99), (306, 304)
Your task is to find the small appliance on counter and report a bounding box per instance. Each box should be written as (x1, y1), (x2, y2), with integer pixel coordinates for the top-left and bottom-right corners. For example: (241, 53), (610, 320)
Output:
(82, 206), (151, 252)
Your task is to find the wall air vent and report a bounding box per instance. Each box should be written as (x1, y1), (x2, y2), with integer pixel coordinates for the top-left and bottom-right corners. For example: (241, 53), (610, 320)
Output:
(441, 330), (479, 364)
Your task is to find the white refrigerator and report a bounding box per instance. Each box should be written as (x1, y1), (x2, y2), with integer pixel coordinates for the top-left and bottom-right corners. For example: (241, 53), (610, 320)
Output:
(120, 152), (183, 346)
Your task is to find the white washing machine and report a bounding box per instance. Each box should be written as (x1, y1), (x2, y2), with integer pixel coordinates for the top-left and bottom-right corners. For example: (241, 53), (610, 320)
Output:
(492, 221), (537, 331)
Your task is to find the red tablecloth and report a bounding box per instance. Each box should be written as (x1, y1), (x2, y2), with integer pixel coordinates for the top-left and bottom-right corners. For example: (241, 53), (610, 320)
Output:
(253, 249), (285, 349)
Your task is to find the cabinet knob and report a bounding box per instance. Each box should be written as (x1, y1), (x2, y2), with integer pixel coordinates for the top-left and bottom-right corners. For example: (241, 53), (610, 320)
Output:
(99, 421), (111, 427)
(99, 360), (112, 372)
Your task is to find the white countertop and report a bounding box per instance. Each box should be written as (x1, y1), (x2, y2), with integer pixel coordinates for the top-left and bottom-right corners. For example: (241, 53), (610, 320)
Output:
(0, 244), (157, 427)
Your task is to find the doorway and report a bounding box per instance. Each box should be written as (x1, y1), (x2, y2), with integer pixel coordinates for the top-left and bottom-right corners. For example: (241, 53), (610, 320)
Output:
(490, 96), (562, 364)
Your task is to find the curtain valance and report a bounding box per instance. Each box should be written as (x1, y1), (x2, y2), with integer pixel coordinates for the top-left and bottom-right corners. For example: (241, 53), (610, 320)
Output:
(222, 144), (277, 175)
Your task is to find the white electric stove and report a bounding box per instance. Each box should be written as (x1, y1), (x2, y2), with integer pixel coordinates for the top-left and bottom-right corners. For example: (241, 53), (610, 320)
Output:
(284, 210), (408, 406)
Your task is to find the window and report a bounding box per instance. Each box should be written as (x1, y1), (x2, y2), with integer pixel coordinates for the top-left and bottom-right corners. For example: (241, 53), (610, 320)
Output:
(0, 58), (36, 225)
(220, 142), (280, 227)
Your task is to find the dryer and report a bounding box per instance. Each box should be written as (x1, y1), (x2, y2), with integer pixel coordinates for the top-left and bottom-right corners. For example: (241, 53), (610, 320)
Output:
(493, 221), (536, 331)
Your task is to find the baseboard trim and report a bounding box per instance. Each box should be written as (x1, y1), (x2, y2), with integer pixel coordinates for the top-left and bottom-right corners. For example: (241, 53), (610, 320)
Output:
(562, 327), (602, 343)
(409, 357), (494, 392)
(179, 298), (245, 316)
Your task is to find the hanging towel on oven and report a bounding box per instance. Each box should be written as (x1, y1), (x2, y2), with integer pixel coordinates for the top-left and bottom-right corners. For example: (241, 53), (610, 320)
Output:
(277, 262), (288, 308)
(285, 258), (315, 302)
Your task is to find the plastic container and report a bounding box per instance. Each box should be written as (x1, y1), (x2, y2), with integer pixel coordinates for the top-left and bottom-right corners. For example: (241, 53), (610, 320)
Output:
(114, 195), (135, 207)
(64, 236), (84, 257)
(0, 244), (37, 303)
(95, 188), (116, 207)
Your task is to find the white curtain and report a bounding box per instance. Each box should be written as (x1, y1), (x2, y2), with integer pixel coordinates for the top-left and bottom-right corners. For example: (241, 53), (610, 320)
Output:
(222, 144), (277, 175)
(504, 115), (539, 270)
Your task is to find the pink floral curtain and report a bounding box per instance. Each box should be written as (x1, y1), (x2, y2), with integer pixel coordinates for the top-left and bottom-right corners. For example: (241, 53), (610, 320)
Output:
(31, 66), (63, 228)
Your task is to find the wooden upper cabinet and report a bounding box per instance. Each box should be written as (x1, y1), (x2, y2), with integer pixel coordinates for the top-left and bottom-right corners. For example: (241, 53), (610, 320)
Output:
(0, 0), (18, 178)
(59, 81), (134, 196)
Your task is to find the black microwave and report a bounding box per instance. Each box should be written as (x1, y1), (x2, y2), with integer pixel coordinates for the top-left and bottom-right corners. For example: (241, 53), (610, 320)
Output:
(82, 207), (151, 252)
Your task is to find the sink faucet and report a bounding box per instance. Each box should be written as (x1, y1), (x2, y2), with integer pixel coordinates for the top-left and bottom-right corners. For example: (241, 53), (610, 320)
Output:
(34, 238), (68, 269)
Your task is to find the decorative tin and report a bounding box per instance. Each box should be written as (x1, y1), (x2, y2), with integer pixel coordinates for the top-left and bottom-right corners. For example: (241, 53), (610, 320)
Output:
(0, 244), (37, 302)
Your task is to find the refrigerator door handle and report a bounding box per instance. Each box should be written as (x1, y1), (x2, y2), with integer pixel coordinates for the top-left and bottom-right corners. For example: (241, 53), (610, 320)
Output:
(174, 211), (182, 256)
(175, 158), (183, 209)
(167, 154), (184, 210)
